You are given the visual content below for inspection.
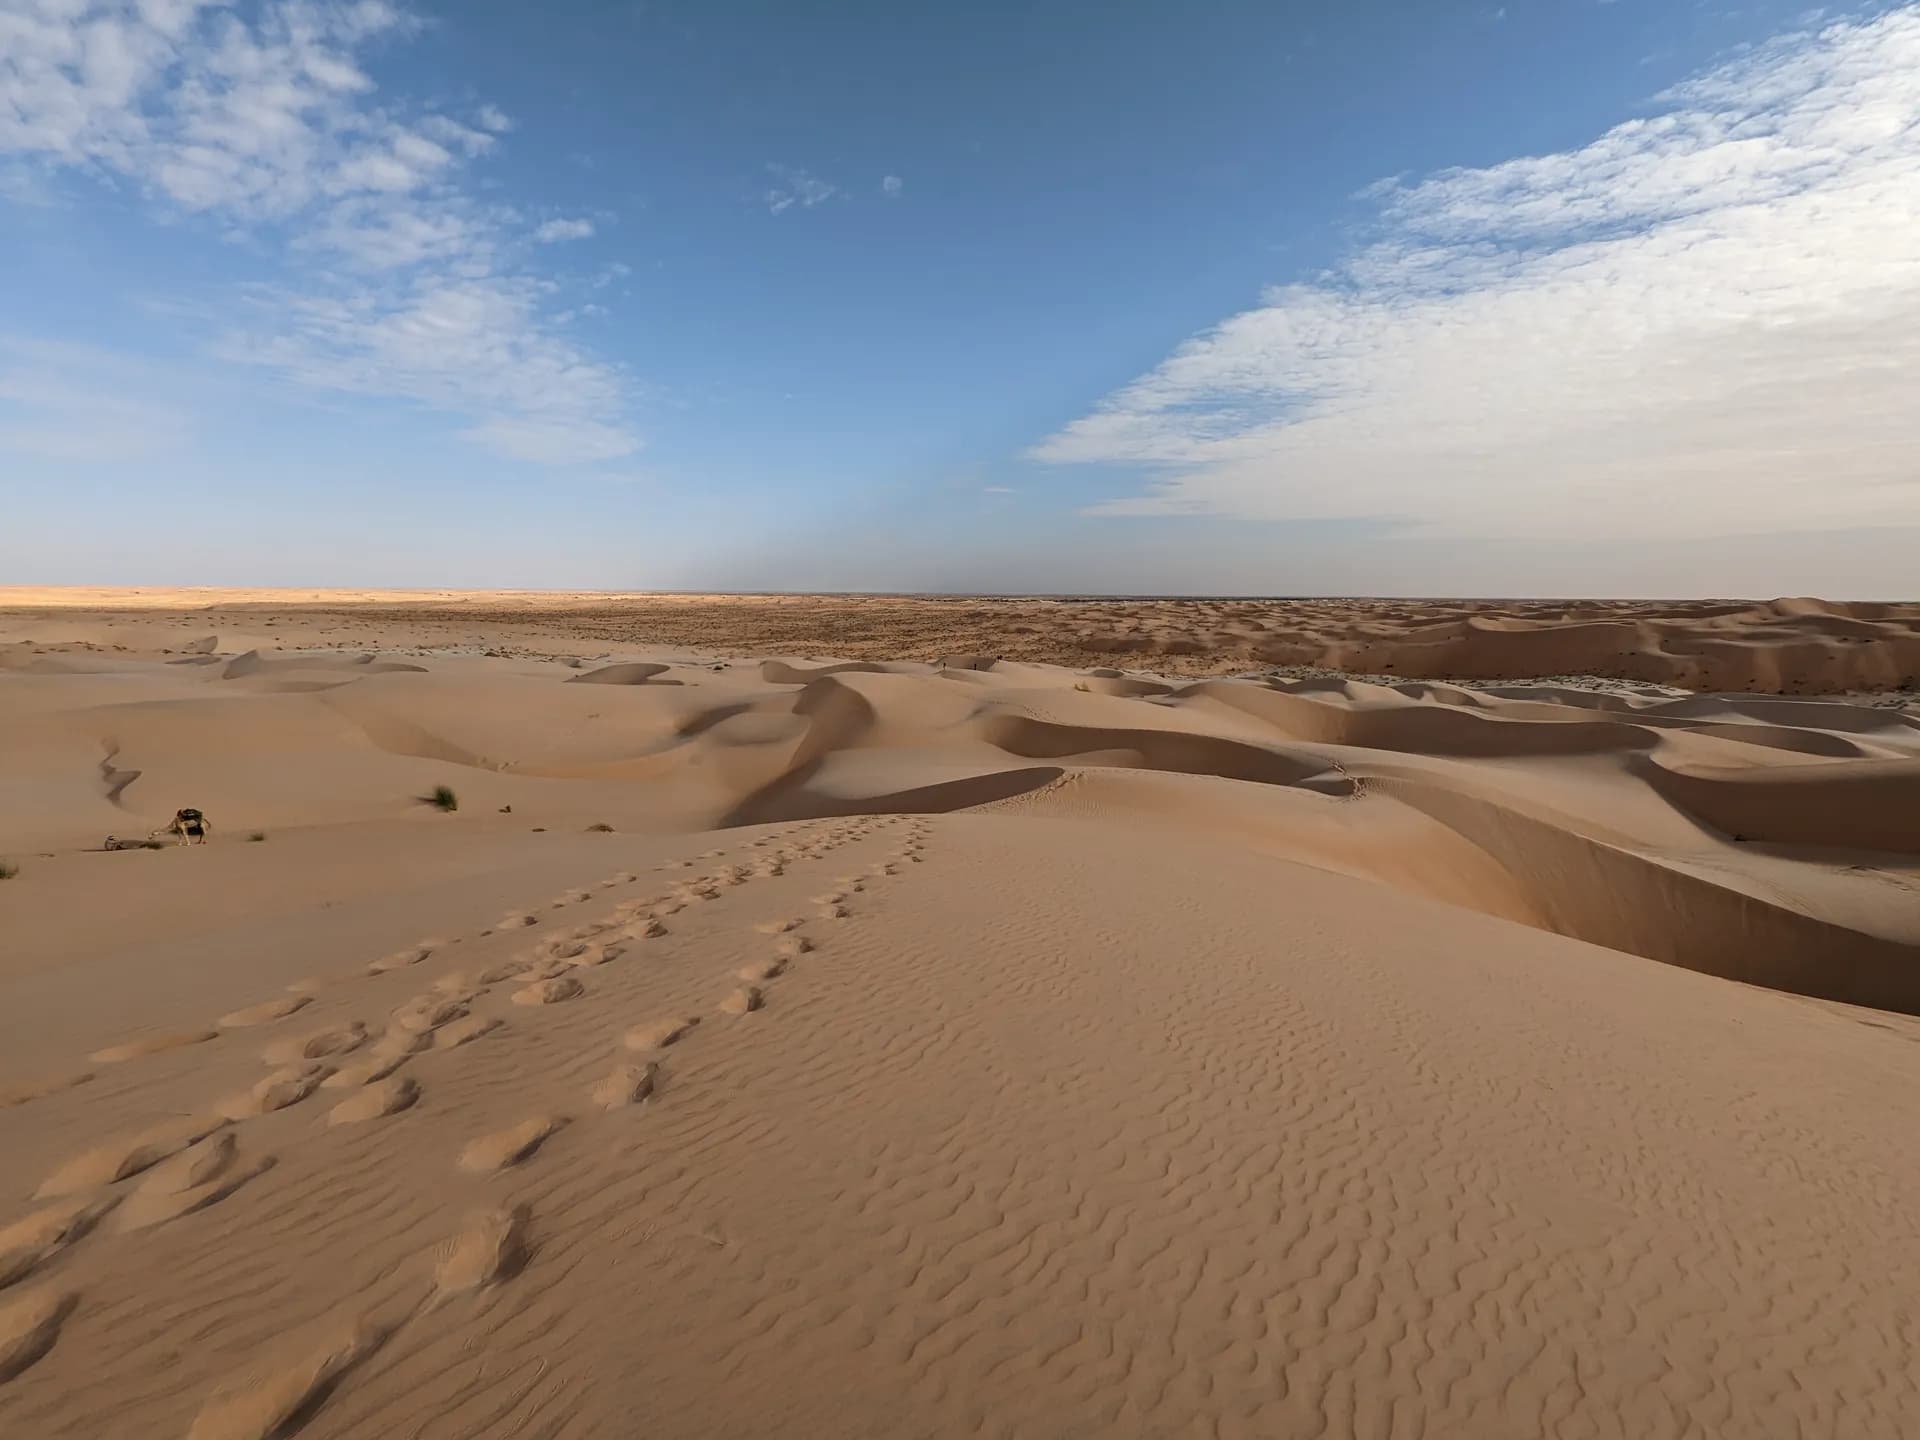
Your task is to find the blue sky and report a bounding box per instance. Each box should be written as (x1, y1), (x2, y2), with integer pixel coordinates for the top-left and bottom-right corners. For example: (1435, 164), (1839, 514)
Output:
(4, 0), (1918, 595)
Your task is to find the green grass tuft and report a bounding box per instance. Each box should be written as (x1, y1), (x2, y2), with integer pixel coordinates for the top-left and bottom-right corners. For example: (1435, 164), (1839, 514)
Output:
(421, 784), (459, 812)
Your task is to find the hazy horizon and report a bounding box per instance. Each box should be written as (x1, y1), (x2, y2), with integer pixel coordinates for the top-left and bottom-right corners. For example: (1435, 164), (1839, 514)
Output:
(6, 1), (1918, 597)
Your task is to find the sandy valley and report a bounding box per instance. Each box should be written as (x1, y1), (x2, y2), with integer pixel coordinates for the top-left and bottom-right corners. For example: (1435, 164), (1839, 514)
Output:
(1, 590), (1917, 1438)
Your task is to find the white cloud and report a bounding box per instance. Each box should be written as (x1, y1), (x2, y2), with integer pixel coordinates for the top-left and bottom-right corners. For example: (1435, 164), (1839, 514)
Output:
(534, 216), (594, 242)
(881, 173), (903, 198)
(983, 485), (1015, 494)
(1033, 7), (1920, 544)
(764, 162), (836, 215)
(0, 1), (637, 464)
(216, 274), (638, 463)
(302, 193), (495, 270)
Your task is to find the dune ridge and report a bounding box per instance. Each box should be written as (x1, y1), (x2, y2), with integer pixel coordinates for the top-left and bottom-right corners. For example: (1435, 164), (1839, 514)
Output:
(1, 603), (1917, 1437)
(6, 588), (1919, 693)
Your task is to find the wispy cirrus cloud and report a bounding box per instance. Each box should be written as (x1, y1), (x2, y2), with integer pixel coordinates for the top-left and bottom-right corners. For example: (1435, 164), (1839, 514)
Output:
(1033, 6), (1920, 542)
(764, 162), (836, 215)
(0, 0), (638, 466)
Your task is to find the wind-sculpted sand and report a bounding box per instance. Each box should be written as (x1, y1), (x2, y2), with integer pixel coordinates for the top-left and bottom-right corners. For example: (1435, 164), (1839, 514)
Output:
(6, 585), (1919, 692)
(1, 599), (1917, 1437)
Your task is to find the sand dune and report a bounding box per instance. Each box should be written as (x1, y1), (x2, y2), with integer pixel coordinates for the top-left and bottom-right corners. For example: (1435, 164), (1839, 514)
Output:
(2, 599), (1918, 1437)
(7, 586), (1920, 693)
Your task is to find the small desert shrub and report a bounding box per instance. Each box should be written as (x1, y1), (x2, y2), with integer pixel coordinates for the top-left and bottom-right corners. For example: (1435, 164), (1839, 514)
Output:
(421, 785), (459, 812)
(247, 831), (268, 842)
(586, 822), (615, 833)
(0, 861), (17, 880)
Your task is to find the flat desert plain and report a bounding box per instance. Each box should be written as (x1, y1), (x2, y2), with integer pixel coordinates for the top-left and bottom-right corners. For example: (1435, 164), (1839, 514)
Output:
(2, 589), (1918, 1439)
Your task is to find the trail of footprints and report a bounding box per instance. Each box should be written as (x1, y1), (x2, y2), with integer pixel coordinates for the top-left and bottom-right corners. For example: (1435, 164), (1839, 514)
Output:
(0, 813), (937, 1433)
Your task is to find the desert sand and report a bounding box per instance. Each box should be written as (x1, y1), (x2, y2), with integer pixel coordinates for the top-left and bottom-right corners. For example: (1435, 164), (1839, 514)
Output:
(1, 591), (1917, 1438)
(6, 586), (1919, 692)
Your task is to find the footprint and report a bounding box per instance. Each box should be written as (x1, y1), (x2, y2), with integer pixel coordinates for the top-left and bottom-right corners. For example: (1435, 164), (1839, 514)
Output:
(0, 1286), (76, 1383)
(498, 912), (539, 929)
(367, 1027), (431, 1062)
(430, 972), (473, 997)
(431, 1205), (529, 1302)
(89, 1030), (216, 1065)
(0, 1072), (93, 1109)
(810, 892), (846, 906)
(325, 1075), (419, 1127)
(367, 944), (433, 975)
(390, 996), (469, 1035)
(126, 1131), (234, 1194)
(717, 986), (764, 1016)
(185, 1315), (387, 1440)
(115, 1135), (272, 1233)
(37, 1115), (229, 1199)
(0, 1196), (118, 1290)
(433, 1016), (501, 1051)
(626, 918), (668, 939)
(590, 1062), (657, 1110)
(817, 903), (850, 920)
(477, 960), (528, 985)
(754, 917), (804, 934)
(217, 996), (312, 1030)
(511, 976), (583, 1007)
(458, 1117), (560, 1175)
(215, 1064), (332, 1120)
(775, 935), (814, 958)
(737, 958), (786, 983)
(320, 1053), (411, 1090)
(623, 1017), (696, 1052)
(262, 1022), (368, 1067)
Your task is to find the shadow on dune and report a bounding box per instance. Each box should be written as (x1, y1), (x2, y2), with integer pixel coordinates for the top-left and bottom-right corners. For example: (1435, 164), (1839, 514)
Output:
(718, 762), (1068, 827)
(979, 714), (1338, 788)
(1188, 682), (1660, 757)
(1374, 777), (1920, 1013)
(567, 662), (680, 685)
(1636, 757), (1920, 854)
